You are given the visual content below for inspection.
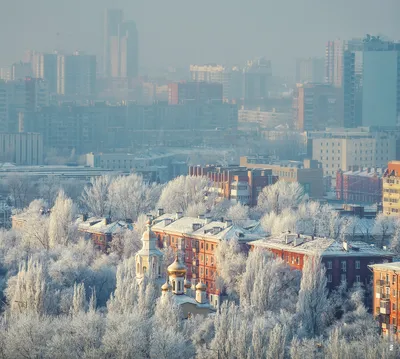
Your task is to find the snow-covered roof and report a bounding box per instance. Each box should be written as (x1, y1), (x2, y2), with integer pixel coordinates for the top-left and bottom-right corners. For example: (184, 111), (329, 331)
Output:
(151, 213), (265, 243)
(369, 262), (400, 271)
(76, 217), (133, 235)
(250, 233), (394, 257)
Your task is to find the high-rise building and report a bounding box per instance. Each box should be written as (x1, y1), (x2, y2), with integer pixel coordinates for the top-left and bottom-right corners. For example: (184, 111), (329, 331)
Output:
(361, 39), (400, 128)
(0, 81), (8, 132)
(0, 67), (11, 81)
(243, 57), (271, 109)
(103, 9), (123, 78)
(168, 81), (223, 105)
(189, 64), (240, 101)
(325, 37), (400, 128)
(33, 53), (58, 93)
(295, 83), (338, 131)
(103, 9), (139, 79)
(11, 62), (33, 80)
(295, 57), (325, 83)
(119, 20), (139, 79)
(57, 52), (96, 97)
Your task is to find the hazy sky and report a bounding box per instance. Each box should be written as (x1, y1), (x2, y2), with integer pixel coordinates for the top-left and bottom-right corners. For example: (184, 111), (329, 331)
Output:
(1, 0), (399, 75)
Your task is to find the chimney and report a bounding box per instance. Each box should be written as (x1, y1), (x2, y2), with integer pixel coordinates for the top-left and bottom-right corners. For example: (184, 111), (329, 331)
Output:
(198, 214), (205, 220)
(103, 217), (111, 225)
(192, 223), (202, 231)
(157, 208), (164, 217)
(343, 241), (349, 252)
(205, 216), (212, 224)
(81, 213), (88, 222)
(175, 212), (183, 220)
(225, 219), (233, 227)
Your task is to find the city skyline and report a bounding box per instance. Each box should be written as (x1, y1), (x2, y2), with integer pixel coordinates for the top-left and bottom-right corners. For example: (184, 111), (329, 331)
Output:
(0, 0), (399, 76)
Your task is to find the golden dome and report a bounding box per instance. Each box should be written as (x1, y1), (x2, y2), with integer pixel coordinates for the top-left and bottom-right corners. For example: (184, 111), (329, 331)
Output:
(167, 254), (187, 277)
(196, 281), (207, 291)
(161, 281), (172, 292)
(184, 278), (191, 288)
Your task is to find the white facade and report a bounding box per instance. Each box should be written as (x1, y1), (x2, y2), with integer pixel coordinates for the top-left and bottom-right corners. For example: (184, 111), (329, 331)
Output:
(0, 132), (43, 165)
(311, 128), (396, 177)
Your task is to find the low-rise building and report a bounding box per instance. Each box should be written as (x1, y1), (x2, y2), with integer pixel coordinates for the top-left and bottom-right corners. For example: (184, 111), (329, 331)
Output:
(189, 164), (277, 205)
(383, 161), (400, 216)
(308, 127), (397, 179)
(370, 262), (400, 339)
(151, 211), (265, 307)
(75, 215), (133, 251)
(0, 132), (43, 165)
(240, 156), (324, 199)
(250, 233), (393, 289)
(336, 168), (384, 204)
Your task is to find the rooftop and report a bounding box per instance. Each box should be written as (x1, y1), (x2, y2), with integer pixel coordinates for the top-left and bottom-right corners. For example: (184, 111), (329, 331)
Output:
(369, 262), (400, 271)
(151, 213), (265, 243)
(250, 233), (393, 257)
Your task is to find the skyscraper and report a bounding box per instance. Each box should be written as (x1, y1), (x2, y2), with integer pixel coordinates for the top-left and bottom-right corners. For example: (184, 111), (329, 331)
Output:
(118, 20), (139, 79)
(103, 9), (139, 79)
(33, 53), (58, 93)
(295, 58), (325, 84)
(243, 57), (271, 109)
(57, 52), (96, 97)
(103, 9), (123, 78)
(361, 38), (400, 127)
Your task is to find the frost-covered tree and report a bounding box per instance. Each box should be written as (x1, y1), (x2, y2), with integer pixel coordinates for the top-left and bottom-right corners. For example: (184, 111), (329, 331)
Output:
(214, 239), (247, 298)
(38, 176), (61, 207)
(81, 175), (112, 217)
(18, 199), (51, 250)
(48, 190), (76, 248)
(108, 174), (161, 221)
(72, 282), (86, 315)
(226, 202), (250, 226)
(390, 224), (400, 254)
(7, 259), (48, 316)
(257, 181), (306, 216)
(373, 213), (395, 247)
(296, 255), (329, 338)
(240, 250), (300, 314)
(261, 208), (297, 235)
(157, 176), (211, 214)
(6, 174), (33, 208)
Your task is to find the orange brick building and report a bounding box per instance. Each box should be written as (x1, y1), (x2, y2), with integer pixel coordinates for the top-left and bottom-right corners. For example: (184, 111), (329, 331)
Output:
(370, 262), (400, 339)
(151, 211), (265, 307)
(250, 233), (393, 289)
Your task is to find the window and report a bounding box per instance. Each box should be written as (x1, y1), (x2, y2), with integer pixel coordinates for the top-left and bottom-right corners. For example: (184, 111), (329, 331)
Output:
(393, 289), (397, 297)
(201, 242), (204, 249)
(393, 303), (397, 311)
(356, 275), (361, 283)
(327, 274), (332, 283)
(341, 261), (346, 272)
(355, 261), (360, 270)
(327, 261), (332, 269)
(296, 257), (300, 265)
(341, 273), (347, 282)
(205, 269), (208, 276)
(206, 243), (209, 251)
(393, 275), (396, 284)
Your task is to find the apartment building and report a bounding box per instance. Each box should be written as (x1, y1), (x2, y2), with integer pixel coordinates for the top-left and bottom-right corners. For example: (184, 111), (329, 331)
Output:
(370, 262), (400, 339)
(308, 127), (396, 178)
(151, 212), (265, 307)
(250, 233), (393, 289)
(383, 161), (400, 216)
(240, 156), (324, 198)
(295, 82), (339, 131)
(0, 132), (43, 165)
(238, 108), (292, 129)
(336, 168), (384, 204)
(168, 81), (223, 105)
(189, 165), (276, 206)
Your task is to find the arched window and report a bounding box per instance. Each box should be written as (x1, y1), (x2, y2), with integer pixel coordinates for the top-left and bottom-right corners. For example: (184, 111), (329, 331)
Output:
(178, 281), (181, 292)
(143, 266), (147, 274)
(172, 280), (176, 291)
(137, 263), (140, 274)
